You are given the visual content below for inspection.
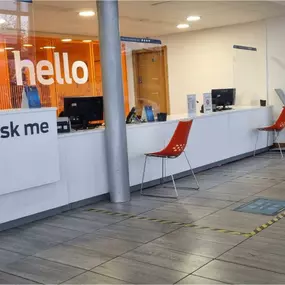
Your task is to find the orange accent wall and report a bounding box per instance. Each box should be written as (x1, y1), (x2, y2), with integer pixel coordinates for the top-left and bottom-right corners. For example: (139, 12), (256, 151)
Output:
(0, 35), (129, 114)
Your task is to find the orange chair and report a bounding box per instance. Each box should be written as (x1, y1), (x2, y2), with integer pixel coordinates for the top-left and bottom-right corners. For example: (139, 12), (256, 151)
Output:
(140, 120), (199, 198)
(254, 107), (285, 158)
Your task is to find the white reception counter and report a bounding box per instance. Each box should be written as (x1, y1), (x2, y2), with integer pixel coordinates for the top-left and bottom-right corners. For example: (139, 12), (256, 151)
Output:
(0, 106), (273, 228)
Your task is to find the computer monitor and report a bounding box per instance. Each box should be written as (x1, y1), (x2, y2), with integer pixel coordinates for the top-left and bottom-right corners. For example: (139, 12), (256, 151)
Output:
(64, 96), (103, 129)
(211, 88), (236, 110)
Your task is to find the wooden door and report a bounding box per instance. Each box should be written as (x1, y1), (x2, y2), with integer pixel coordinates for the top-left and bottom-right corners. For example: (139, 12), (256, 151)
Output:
(133, 47), (169, 114)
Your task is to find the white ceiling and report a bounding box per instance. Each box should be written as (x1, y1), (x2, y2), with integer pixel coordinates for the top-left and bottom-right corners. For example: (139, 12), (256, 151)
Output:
(3, 1), (285, 38)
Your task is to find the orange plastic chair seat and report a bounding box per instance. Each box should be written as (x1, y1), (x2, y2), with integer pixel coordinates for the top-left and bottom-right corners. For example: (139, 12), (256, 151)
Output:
(145, 120), (193, 159)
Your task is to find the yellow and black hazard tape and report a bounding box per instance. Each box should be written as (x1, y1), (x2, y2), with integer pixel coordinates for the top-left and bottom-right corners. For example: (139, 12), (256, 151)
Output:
(249, 211), (285, 236)
(86, 208), (251, 237)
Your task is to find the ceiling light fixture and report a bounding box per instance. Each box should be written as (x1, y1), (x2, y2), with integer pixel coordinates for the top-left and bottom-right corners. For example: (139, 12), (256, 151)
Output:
(42, 46), (56, 49)
(4, 47), (14, 50)
(82, 40), (92, 43)
(61, 39), (72, 42)
(79, 10), (95, 17)
(23, 44), (33, 47)
(187, 15), (201, 22)
(177, 23), (189, 29)
(0, 19), (6, 24)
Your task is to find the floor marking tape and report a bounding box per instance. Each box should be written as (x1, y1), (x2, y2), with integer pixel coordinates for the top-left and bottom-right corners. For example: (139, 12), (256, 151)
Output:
(86, 208), (249, 237)
(250, 211), (285, 236)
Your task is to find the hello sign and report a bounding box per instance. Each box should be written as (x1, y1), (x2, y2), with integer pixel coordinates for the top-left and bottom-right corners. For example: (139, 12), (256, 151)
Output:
(13, 51), (89, 86)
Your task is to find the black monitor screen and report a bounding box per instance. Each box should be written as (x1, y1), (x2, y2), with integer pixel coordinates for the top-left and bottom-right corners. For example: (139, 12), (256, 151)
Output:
(64, 96), (104, 124)
(211, 88), (236, 107)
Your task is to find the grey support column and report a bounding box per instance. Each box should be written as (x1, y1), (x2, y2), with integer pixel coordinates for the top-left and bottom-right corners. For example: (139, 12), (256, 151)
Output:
(96, 0), (130, 202)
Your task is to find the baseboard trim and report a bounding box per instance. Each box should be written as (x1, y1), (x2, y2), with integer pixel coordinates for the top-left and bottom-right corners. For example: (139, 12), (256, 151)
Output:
(0, 193), (109, 232)
(0, 147), (268, 232)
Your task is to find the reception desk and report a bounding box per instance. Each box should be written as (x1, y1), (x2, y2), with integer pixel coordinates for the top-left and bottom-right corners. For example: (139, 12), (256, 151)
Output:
(0, 106), (273, 229)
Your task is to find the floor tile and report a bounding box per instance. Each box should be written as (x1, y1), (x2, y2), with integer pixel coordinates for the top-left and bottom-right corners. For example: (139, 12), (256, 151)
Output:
(0, 249), (26, 268)
(195, 209), (271, 232)
(177, 197), (234, 209)
(94, 201), (154, 214)
(63, 271), (127, 284)
(93, 224), (164, 243)
(195, 260), (285, 284)
(177, 275), (226, 284)
(18, 222), (83, 243)
(42, 215), (109, 233)
(115, 217), (181, 233)
(171, 227), (246, 246)
(137, 208), (212, 223)
(0, 256), (84, 284)
(191, 191), (248, 202)
(0, 271), (37, 284)
(35, 244), (114, 270)
(141, 186), (195, 198)
(64, 208), (127, 224)
(150, 234), (233, 258)
(219, 246), (285, 275)
(0, 228), (58, 255)
(206, 181), (268, 196)
(67, 233), (142, 256)
(238, 236), (285, 256)
(156, 203), (219, 217)
(92, 257), (187, 284)
(231, 176), (280, 188)
(255, 184), (285, 200)
(123, 243), (211, 273)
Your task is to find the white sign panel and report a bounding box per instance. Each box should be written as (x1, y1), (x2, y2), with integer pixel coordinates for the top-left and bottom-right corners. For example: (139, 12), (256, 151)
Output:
(0, 108), (60, 195)
(187, 94), (196, 116)
(203, 93), (212, 113)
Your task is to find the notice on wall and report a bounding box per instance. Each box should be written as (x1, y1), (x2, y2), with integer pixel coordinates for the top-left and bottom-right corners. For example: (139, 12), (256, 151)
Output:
(203, 93), (212, 113)
(187, 94), (196, 116)
(0, 108), (60, 195)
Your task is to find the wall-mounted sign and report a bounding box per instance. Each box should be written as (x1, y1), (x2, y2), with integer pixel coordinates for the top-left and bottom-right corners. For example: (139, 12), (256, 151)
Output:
(120, 36), (161, 44)
(0, 108), (59, 195)
(14, 51), (88, 86)
(187, 94), (196, 116)
(233, 45), (257, 51)
(203, 93), (212, 113)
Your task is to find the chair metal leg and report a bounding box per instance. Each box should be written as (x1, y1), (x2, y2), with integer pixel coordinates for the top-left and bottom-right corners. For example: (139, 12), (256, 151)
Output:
(253, 131), (259, 157)
(184, 151), (200, 190)
(274, 130), (284, 159)
(161, 157), (165, 185)
(140, 156), (148, 195)
(141, 156), (178, 199)
(170, 174), (178, 198)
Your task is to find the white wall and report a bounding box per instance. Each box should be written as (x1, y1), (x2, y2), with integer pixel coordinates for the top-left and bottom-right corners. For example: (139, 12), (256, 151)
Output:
(161, 21), (267, 114)
(266, 16), (285, 116)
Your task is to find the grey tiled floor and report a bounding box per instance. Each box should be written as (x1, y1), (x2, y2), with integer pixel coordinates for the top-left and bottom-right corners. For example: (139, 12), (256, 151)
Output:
(1, 153), (285, 283)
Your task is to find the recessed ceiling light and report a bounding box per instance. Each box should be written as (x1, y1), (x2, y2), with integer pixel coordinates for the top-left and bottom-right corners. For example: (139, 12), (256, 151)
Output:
(0, 19), (6, 24)
(187, 15), (201, 22)
(4, 47), (14, 50)
(177, 23), (189, 29)
(82, 40), (92, 43)
(23, 44), (33, 47)
(79, 10), (95, 17)
(42, 46), (56, 49)
(61, 39), (72, 42)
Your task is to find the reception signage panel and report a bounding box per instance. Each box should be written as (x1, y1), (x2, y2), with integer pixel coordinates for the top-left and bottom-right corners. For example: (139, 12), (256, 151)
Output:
(0, 108), (60, 195)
